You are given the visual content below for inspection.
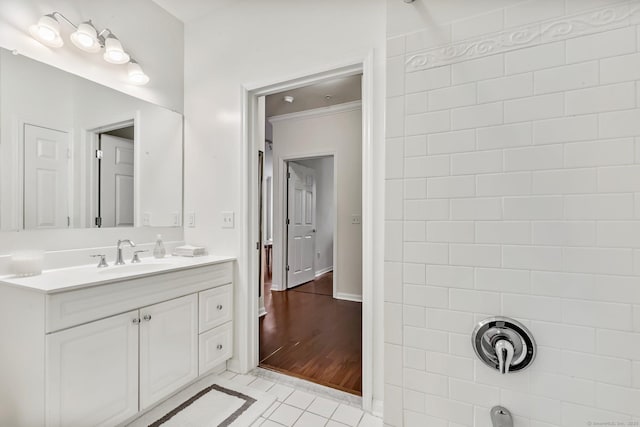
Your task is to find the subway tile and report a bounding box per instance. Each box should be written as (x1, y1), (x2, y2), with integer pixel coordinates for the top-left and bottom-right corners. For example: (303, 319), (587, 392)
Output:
(403, 221), (425, 242)
(534, 62), (599, 94)
(384, 385), (403, 427)
(566, 26), (636, 63)
(386, 138), (404, 179)
(452, 54), (504, 85)
(384, 262), (402, 303)
(403, 304), (426, 326)
(387, 35), (405, 58)
(386, 96), (404, 138)
(427, 130), (476, 154)
(426, 265), (474, 289)
(405, 199), (449, 220)
(566, 0), (628, 13)
(421, 286), (449, 308)
(504, 93), (564, 123)
(477, 73), (533, 103)
(477, 362), (530, 393)
(504, 145), (563, 172)
(596, 383), (640, 417)
(504, 196), (563, 220)
(404, 326), (448, 352)
(452, 9), (503, 42)
(451, 150), (502, 175)
(477, 122), (532, 150)
(561, 402), (632, 427)
(563, 299), (633, 331)
(598, 221), (640, 248)
(530, 321), (595, 353)
(564, 247), (633, 275)
(428, 83), (476, 111)
(404, 155), (450, 178)
(385, 302), (403, 345)
(477, 172), (532, 197)
(424, 393), (473, 426)
(475, 221), (531, 245)
(451, 198), (502, 220)
(403, 389), (426, 413)
(406, 110), (450, 136)
(405, 91), (428, 115)
(450, 244), (501, 268)
(450, 332), (475, 358)
(562, 351), (632, 387)
(426, 221), (474, 243)
(532, 169), (597, 195)
(403, 242), (449, 264)
(403, 285), (430, 309)
(404, 347), (426, 371)
(505, 0), (565, 28)
(405, 135), (427, 157)
(385, 180), (403, 220)
(449, 378), (499, 408)
(531, 373), (595, 406)
(599, 109), (640, 139)
(387, 55), (405, 98)
(597, 329), (640, 359)
(404, 411), (446, 427)
(405, 66), (451, 94)
(598, 165), (640, 192)
(451, 102), (503, 130)
(505, 41), (565, 75)
(406, 25), (452, 53)
(450, 288), (501, 314)
(500, 389), (561, 424)
(427, 176), (475, 198)
(475, 267), (530, 293)
(564, 138), (634, 168)
(404, 179), (427, 199)
(503, 294), (562, 322)
(426, 308), (475, 335)
(503, 245), (563, 271)
(425, 351), (473, 380)
(564, 194), (634, 220)
(385, 221), (403, 262)
(534, 115), (598, 145)
(532, 271), (640, 305)
(404, 263), (425, 285)
(566, 82), (636, 115)
(601, 52), (640, 84)
(532, 221), (596, 247)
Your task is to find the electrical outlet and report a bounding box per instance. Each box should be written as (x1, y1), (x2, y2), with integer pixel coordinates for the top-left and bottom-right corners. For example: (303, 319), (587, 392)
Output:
(187, 212), (196, 227)
(222, 211), (235, 229)
(351, 214), (361, 225)
(142, 212), (151, 226)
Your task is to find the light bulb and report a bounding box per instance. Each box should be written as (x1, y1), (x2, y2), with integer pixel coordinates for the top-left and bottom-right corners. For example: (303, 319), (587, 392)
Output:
(103, 35), (130, 64)
(127, 61), (149, 85)
(29, 14), (63, 48)
(71, 21), (101, 53)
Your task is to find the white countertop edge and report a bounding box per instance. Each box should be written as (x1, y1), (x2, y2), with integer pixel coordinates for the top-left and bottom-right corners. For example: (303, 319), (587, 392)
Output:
(0, 255), (236, 294)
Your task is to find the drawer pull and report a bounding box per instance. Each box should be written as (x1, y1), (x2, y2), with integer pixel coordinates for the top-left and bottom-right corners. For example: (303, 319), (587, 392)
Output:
(143, 314), (152, 321)
(217, 344), (223, 350)
(132, 318), (141, 324)
(217, 304), (223, 310)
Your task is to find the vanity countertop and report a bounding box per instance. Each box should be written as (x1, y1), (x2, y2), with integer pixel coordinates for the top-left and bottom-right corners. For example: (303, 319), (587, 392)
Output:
(0, 255), (235, 294)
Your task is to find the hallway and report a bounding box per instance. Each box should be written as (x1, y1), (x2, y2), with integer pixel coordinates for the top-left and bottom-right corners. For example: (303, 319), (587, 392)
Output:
(259, 273), (362, 395)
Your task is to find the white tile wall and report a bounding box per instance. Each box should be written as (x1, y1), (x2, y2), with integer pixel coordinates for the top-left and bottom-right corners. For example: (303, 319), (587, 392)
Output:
(385, 1), (640, 425)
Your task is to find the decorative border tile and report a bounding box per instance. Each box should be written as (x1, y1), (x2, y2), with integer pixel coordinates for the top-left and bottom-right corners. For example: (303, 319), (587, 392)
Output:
(406, 1), (640, 72)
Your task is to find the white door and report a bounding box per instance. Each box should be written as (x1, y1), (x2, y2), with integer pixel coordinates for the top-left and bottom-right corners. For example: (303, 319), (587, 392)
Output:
(100, 134), (134, 227)
(23, 124), (69, 229)
(46, 311), (139, 427)
(139, 294), (198, 410)
(287, 162), (316, 288)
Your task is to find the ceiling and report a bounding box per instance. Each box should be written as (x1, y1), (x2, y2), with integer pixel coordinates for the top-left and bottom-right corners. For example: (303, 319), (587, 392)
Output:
(266, 74), (362, 118)
(151, 0), (234, 23)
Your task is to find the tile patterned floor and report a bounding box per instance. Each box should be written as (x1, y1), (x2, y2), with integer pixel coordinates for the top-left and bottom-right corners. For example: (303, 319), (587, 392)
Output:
(221, 369), (383, 427)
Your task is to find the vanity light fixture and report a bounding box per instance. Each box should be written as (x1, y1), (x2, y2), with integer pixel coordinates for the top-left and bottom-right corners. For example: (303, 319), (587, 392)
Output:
(29, 12), (149, 85)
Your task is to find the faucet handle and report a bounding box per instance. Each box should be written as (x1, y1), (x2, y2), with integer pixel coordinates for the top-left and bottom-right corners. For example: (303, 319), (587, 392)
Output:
(495, 339), (515, 374)
(90, 254), (108, 268)
(131, 250), (148, 263)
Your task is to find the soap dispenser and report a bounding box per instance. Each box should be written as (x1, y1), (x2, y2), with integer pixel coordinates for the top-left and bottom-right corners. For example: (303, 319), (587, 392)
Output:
(153, 234), (166, 258)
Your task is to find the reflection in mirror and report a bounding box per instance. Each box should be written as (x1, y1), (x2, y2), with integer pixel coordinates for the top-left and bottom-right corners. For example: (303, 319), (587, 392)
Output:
(0, 48), (183, 231)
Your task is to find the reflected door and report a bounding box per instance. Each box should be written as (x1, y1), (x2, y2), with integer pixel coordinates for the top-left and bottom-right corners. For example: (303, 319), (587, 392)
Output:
(287, 162), (316, 288)
(23, 124), (69, 229)
(100, 135), (134, 227)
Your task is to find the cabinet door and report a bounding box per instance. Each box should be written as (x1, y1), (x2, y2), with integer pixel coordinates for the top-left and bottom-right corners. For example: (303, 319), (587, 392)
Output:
(46, 311), (139, 427)
(139, 294), (198, 410)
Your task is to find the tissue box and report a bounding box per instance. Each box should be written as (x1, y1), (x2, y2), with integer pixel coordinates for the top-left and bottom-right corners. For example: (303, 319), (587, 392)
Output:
(173, 245), (207, 257)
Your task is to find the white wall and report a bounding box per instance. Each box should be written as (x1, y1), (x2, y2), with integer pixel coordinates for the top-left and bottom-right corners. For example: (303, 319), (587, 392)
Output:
(183, 0), (386, 409)
(385, 0), (640, 425)
(297, 157), (335, 276)
(0, 0), (184, 112)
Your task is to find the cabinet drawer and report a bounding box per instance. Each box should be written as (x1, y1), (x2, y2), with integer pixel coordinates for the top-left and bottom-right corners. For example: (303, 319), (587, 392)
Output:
(199, 284), (232, 333)
(198, 322), (232, 375)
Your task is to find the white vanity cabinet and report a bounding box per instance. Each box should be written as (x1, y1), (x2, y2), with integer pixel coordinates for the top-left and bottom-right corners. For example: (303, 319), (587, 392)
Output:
(0, 257), (234, 427)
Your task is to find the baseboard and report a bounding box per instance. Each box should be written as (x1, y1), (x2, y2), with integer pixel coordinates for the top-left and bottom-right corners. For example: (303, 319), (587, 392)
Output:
(258, 306), (267, 317)
(372, 399), (384, 418)
(315, 266), (333, 277)
(335, 292), (362, 302)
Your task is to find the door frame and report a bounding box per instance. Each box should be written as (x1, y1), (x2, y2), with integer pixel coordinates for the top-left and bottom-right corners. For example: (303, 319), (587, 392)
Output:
(240, 54), (375, 411)
(283, 155), (336, 292)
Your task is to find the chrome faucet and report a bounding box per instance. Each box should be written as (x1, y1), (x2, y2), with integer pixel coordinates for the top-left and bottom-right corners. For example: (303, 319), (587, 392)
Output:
(115, 239), (136, 265)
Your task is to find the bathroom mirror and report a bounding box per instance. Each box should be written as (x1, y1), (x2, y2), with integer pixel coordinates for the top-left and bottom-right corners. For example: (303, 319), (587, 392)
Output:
(0, 47), (183, 230)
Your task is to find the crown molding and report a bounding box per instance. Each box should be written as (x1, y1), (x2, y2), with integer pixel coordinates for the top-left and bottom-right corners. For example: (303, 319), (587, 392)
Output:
(406, 0), (640, 72)
(267, 101), (362, 123)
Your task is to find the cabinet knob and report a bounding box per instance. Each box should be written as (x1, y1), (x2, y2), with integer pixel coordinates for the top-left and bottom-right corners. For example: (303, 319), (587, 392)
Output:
(217, 304), (223, 310)
(217, 344), (223, 350)
(143, 314), (152, 321)
(132, 318), (141, 324)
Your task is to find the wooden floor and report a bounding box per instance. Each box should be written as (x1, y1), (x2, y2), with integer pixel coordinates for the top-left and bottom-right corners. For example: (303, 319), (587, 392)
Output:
(259, 272), (362, 395)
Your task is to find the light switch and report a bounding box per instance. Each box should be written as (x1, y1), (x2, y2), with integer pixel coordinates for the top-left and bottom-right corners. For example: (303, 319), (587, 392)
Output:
(351, 214), (361, 225)
(187, 212), (196, 227)
(222, 211), (235, 229)
(171, 212), (180, 226)
(142, 212), (151, 226)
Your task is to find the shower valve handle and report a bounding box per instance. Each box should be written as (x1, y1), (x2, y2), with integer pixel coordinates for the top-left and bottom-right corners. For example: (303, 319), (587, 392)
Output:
(495, 339), (514, 374)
